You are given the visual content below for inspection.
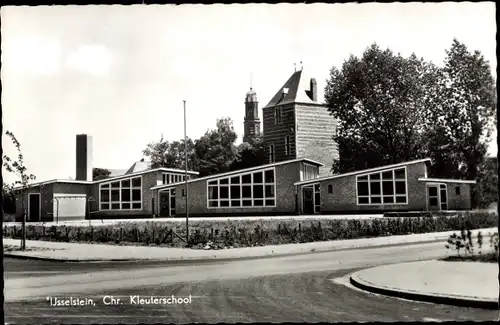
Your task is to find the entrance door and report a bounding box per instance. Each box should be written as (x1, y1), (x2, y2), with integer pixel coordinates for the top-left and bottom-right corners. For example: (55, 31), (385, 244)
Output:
(159, 191), (170, 217)
(303, 187), (314, 214)
(427, 184), (448, 211)
(28, 193), (41, 222)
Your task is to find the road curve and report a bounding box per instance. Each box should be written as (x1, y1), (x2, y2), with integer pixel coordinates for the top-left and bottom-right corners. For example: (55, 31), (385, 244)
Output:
(5, 241), (498, 323)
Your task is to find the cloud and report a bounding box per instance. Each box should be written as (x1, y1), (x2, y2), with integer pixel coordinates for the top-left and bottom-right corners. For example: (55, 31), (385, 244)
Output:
(2, 35), (62, 75)
(66, 45), (113, 76)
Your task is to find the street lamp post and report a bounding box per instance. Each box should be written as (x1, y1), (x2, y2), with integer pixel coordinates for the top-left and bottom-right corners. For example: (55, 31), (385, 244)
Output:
(184, 100), (190, 246)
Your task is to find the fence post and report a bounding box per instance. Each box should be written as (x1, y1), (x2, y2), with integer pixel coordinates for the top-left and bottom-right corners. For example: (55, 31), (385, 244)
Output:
(120, 227), (123, 242)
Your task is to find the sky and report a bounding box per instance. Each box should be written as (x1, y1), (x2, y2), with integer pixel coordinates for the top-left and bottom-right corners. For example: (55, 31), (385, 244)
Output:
(1, 3), (497, 185)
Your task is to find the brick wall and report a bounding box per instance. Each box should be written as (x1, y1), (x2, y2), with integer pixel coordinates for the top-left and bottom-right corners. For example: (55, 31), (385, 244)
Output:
(172, 161), (302, 217)
(299, 162), (429, 213)
(295, 103), (338, 176)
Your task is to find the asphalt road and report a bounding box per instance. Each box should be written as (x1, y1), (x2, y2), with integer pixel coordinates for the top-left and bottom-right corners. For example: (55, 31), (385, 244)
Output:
(4, 241), (498, 324)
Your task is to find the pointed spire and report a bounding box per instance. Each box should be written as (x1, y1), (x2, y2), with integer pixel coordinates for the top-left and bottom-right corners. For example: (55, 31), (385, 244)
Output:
(250, 71), (253, 90)
(300, 61), (303, 70)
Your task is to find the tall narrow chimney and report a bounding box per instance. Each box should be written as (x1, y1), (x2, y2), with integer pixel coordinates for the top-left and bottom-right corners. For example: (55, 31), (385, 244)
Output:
(310, 78), (317, 102)
(76, 134), (93, 181)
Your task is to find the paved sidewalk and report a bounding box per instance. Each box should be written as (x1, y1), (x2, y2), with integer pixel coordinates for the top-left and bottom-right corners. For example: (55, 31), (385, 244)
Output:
(3, 227), (496, 262)
(350, 260), (499, 309)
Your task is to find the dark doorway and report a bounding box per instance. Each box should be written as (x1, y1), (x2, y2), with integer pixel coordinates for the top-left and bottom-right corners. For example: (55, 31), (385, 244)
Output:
(303, 187), (314, 214)
(159, 191), (170, 217)
(28, 194), (41, 222)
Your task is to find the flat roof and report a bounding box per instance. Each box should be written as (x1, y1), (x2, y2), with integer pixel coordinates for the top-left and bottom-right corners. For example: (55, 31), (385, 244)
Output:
(294, 158), (432, 186)
(151, 158), (324, 191)
(418, 178), (476, 184)
(13, 167), (199, 190)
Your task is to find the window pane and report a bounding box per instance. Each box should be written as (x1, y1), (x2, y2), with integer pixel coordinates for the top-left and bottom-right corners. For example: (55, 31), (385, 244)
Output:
(254, 199), (264, 206)
(440, 184), (446, 189)
(357, 182), (369, 196)
(265, 185), (274, 198)
(395, 181), (406, 195)
(121, 189), (131, 202)
(253, 172), (263, 183)
(132, 202), (141, 209)
(111, 190), (119, 201)
(242, 185), (251, 198)
(328, 185), (333, 194)
(220, 178), (229, 185)
(100, 190), (109, 202)
(111, 182), (120, 188)
(209, 201), (218, 208)
(220, 186), (229, 199)
(208, 180), (217, 186)
(455, 186), (461, 195)
(208, 186), (218, 200)
(370, 182), (381, 195)
(429, 197), (438, 206)
(440, 189), (447, 201)
(394, 168), (405, 179)
(428, 187), (438, 196)
(231, 200), (241, 207)
(121, 202), (131, 209)
(265, 199), (275, 206)
(132, 177), (141, 187)
(230, 176), (240, 184)
(121, 179), (130, 188)
(242, 200), (252, 206)
(220, 200), (229, 207)
(101, 203), (109, 210)
(264, 170), (274, 183)
(111, 203), (120, 210)
(370, 173), (381, 180)
(396, 196), (407, 203)
(253, 185), (264, 198)
(382, 171), (393, 180)
(132, 189), (141, 201)
(242, 174), (251, 184)
(358, 197), (369, 204)
(314, 184), (320, 191)
(358, 175), (368, 181)
(315, 206), (321, 213)
(101, 184), (110, 188)
(371, 196), (382, 204)
(383, 196), (394, 204)
(382, 181), (394, 195)
(230, 186), (240, 199)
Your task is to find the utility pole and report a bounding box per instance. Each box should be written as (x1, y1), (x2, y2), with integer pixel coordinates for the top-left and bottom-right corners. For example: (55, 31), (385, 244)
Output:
(184, 100), (189, 246)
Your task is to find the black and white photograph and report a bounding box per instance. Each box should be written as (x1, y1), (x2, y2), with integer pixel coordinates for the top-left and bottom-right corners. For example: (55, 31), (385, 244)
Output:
(1, 2), (498, 323)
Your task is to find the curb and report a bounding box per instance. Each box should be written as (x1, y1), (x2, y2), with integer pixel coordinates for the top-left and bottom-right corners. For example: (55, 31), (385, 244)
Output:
(3, 238), (450, 263)
(349, 272), (498, 310)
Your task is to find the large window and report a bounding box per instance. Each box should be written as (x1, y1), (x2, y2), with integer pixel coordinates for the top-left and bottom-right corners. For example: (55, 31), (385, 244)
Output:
(356, 167), (407, 205)
(163, 173), (188, 185)
(207, 168), (276, 208)
(100, 176), (142, 210)
(301, 163), (318, 181)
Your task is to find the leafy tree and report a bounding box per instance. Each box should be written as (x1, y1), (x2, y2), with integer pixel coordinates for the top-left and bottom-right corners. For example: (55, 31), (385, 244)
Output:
(325, 44), (439, 172)
(427, 39), (496, 206)
(92, 167), (111, 181)
(194, 117), (238, 177)
(230, 137), (267, 171)
(475, 156), (498, 208)
(143, 135), (198, 171)
(2, 131), (37, 250)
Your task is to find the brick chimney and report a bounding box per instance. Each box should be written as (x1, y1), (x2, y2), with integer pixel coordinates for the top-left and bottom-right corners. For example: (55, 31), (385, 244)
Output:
(76, 134), (93, 181)
(310, 78), (317, 102)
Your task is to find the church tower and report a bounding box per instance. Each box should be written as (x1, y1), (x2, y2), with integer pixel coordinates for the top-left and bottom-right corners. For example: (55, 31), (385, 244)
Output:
(243, 87), (261, 143)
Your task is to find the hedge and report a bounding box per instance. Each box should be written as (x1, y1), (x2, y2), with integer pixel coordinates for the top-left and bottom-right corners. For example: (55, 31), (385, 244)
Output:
(3, 211), (497, 249)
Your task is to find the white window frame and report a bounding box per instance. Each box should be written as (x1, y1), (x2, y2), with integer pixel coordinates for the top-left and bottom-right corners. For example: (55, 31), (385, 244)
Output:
(99, 176), (143, 211)
(426, 183), (448, 211)
(356, 166), (408, 206)
(207, 167), (277, 209)
(162, 173), (188, 185)
(274, 107), (283, 124)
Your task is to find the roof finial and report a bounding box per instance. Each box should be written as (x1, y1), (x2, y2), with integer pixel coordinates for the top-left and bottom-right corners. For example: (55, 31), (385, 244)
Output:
(300, 61), (303, 70)
(294, 62), (296, 72)
(250, 72), (253, 90)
